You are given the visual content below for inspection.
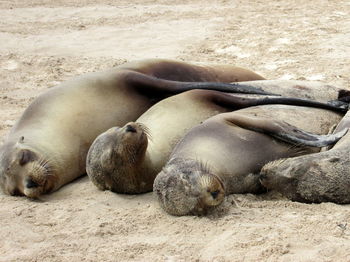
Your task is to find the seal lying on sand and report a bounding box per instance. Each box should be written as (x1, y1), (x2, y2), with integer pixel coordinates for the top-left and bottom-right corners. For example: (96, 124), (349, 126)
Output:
(86, 89), (348, 194)
(0, 59), (268, 198)
(153, 105), (346, 216)
(260, 109), (350, 204)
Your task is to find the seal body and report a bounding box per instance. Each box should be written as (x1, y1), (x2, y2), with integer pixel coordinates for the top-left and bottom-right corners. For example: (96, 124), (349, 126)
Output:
(0, 59), (266, 198)
(153, 105), (343, 216)
(86, 86), (347, 194)
(260, 109), (350, 204)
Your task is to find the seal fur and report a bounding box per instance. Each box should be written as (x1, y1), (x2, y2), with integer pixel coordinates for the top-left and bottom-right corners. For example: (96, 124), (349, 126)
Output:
(259, 109), (350, 204)
(0, 59), (266, 198)
(153, 105), (344, 215)
(86, 89), (347, 194)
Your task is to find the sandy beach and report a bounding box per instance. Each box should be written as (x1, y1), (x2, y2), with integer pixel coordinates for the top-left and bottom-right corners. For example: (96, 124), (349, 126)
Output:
(0, 0), (350, 261)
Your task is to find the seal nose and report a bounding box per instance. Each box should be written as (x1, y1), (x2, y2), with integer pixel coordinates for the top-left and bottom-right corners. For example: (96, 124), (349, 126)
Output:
(125, 125), (137, 133)
(26, 178), (39, 188)
(211, 190), (220, 199)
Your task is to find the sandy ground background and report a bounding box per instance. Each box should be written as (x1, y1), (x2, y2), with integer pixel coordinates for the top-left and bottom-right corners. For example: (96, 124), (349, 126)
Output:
(0, 0), (350, 261)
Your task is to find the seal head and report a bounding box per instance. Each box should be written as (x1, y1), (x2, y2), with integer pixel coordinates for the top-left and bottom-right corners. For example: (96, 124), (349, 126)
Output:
(0, 137), (57, 198)
(86, 122), (151, 193)
(153, 158), (225, 216)
(260, 153), (350, 204)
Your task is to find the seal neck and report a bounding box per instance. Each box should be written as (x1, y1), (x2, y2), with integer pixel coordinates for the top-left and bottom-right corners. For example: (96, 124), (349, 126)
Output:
(136, 149), (160, 184)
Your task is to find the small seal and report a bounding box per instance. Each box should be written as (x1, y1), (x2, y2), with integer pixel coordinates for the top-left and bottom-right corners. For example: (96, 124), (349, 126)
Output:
(0, 59), (267, 198)
(153, 105), (345, 216)
(86, 88), (347, 194)
(259, 109), (350, 204)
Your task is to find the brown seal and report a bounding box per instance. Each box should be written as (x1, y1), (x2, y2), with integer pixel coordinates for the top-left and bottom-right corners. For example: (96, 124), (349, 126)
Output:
(86, 88), (348, 194)
(260, 109), (350, 204)
(153, 105), (346, 216)
(0, 59), (267, 198)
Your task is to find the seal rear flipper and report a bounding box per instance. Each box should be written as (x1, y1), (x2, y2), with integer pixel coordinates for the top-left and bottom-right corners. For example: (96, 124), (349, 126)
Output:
(327, 99), (349, 110)
(210, 92), (348, 113)
(225, 115), (348, 147)
(126, 71), (276, 96)
(338, 89), (350, 103)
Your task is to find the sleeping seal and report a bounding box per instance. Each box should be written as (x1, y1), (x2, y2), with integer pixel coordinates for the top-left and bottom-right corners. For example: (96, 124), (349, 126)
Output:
(86, 89), (347, 194)
(0, 59), (267, 198)
(260, 108), (350, 204)
(153, 105), (346, 216)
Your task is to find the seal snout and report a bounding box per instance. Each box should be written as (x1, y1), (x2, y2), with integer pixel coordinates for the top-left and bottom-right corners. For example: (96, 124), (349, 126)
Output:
(199, 174), (225, 208)
(125, 124), (137, 133)
(259, 162), (274, 188)
(26, 178), (39, 188)
(153, 160), (226, 216)
(122, 122), (151, 141)
(210, 190), (220, 199)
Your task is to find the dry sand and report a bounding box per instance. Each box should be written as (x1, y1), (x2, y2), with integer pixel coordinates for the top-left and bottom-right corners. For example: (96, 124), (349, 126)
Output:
(0, 0), (350, 261)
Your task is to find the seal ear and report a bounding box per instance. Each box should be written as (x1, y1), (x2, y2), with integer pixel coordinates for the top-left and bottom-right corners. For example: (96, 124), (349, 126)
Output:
(18, 149), (37, 166)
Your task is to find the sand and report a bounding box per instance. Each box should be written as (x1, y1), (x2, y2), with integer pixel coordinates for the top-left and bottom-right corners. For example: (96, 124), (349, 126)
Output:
(0, 0), (350, 261)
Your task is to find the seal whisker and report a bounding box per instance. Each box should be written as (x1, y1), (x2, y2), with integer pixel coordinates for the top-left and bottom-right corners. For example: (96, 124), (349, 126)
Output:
(138, 123), (153, 142)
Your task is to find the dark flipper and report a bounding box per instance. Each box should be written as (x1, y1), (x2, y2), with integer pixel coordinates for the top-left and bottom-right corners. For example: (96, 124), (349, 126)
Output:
(326, 100), (349, 111)
(211, 93), (349, 113)
(127, 72), (278, 96)
(268, 125), (348, 147)
(175, 82), (277, 96)
(338, 89), (350, 103)
(226, 115), (348, 147)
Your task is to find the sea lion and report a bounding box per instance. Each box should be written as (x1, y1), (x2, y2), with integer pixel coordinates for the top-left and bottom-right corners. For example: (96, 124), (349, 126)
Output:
(0, 59), (268, 198)
(86, 89), (348, 194)
(260, 109), (350, 204)
(153, 105), (346, 216)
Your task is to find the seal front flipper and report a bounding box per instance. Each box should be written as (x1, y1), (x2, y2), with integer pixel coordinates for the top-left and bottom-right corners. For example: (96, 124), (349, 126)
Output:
(259, 109), (350, 204)
(224, 114), (348, 147)
(126, 71), (276, 96)
(268, 124), (348, 147)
